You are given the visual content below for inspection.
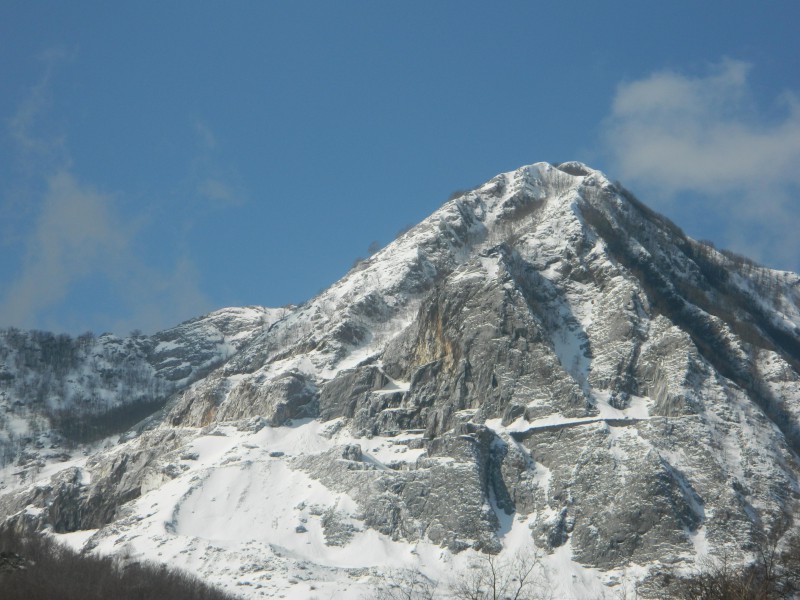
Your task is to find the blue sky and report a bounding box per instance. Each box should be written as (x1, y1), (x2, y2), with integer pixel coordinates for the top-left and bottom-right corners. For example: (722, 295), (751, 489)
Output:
(1, 1), (799, 335)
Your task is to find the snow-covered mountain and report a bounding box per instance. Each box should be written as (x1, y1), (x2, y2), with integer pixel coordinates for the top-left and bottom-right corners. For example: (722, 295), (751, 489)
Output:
(2, 162), (800, 598)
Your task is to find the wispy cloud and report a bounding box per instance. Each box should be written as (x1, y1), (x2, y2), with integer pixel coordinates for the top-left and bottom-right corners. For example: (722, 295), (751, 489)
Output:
(194, 120), (217, 151)
(602, 60), (800, 269)
(0, 170), (210, 333)
(191, 120), (248, 207)
(7, 48), (71, 170)
(197, 177), (245, 205)
(0, 57), (213, 334)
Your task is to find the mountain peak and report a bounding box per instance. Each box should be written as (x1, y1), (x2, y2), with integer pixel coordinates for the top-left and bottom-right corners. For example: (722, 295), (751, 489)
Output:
(552, 160), (596, 177)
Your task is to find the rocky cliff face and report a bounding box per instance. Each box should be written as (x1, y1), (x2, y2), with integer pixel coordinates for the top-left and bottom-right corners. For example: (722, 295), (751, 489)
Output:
(2, 162), (799, 598)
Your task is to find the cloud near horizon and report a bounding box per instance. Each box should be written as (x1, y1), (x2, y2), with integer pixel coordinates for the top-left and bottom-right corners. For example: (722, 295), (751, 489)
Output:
(0, 169), (212, 335)
(0, 60), (213, 335)
(602, 60), (800, 270)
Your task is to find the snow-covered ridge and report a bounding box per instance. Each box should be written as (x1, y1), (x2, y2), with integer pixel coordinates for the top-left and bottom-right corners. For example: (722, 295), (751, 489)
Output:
(0, 305), (287, 478)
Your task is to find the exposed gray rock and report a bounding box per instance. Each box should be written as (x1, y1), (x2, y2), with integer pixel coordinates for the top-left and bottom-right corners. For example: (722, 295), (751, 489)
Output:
(341, 444), (363, 462)
(0, 429), (188, 533)
(216, 371), (318, 425)
(321, 507), (357, 546)
(318, 366), (390, 421)
(294, 426), (509, 553)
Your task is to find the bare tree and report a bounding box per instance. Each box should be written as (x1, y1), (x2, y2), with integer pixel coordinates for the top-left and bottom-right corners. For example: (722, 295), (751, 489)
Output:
(448, 550), (550, 600)
(368, 568), (439, 600)
(366, 550), (548, 600)
(655, 522), (800, 600)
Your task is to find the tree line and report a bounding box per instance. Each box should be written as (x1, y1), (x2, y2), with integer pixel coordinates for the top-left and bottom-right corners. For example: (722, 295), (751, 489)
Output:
(0, 525), (236, 600)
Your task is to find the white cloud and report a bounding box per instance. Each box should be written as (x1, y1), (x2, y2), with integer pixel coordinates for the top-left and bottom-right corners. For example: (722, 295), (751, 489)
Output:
(194, 120), (217, 151)
(0, 59), (213, 334)
(7, 48), (71, 171)
(0, 172), (124, 328)
(197, 177), (244, 205)
(192, 120), (248, 207)
(602, 60), (800, 270)
(0, 170), (211, 333)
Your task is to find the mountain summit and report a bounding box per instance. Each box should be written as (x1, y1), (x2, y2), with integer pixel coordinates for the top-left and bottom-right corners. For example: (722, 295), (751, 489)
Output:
(2, 162), (800, 598)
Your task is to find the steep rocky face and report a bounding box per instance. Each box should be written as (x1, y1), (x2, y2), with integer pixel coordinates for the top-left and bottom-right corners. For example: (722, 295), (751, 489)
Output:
(2, 162), (800, 598)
